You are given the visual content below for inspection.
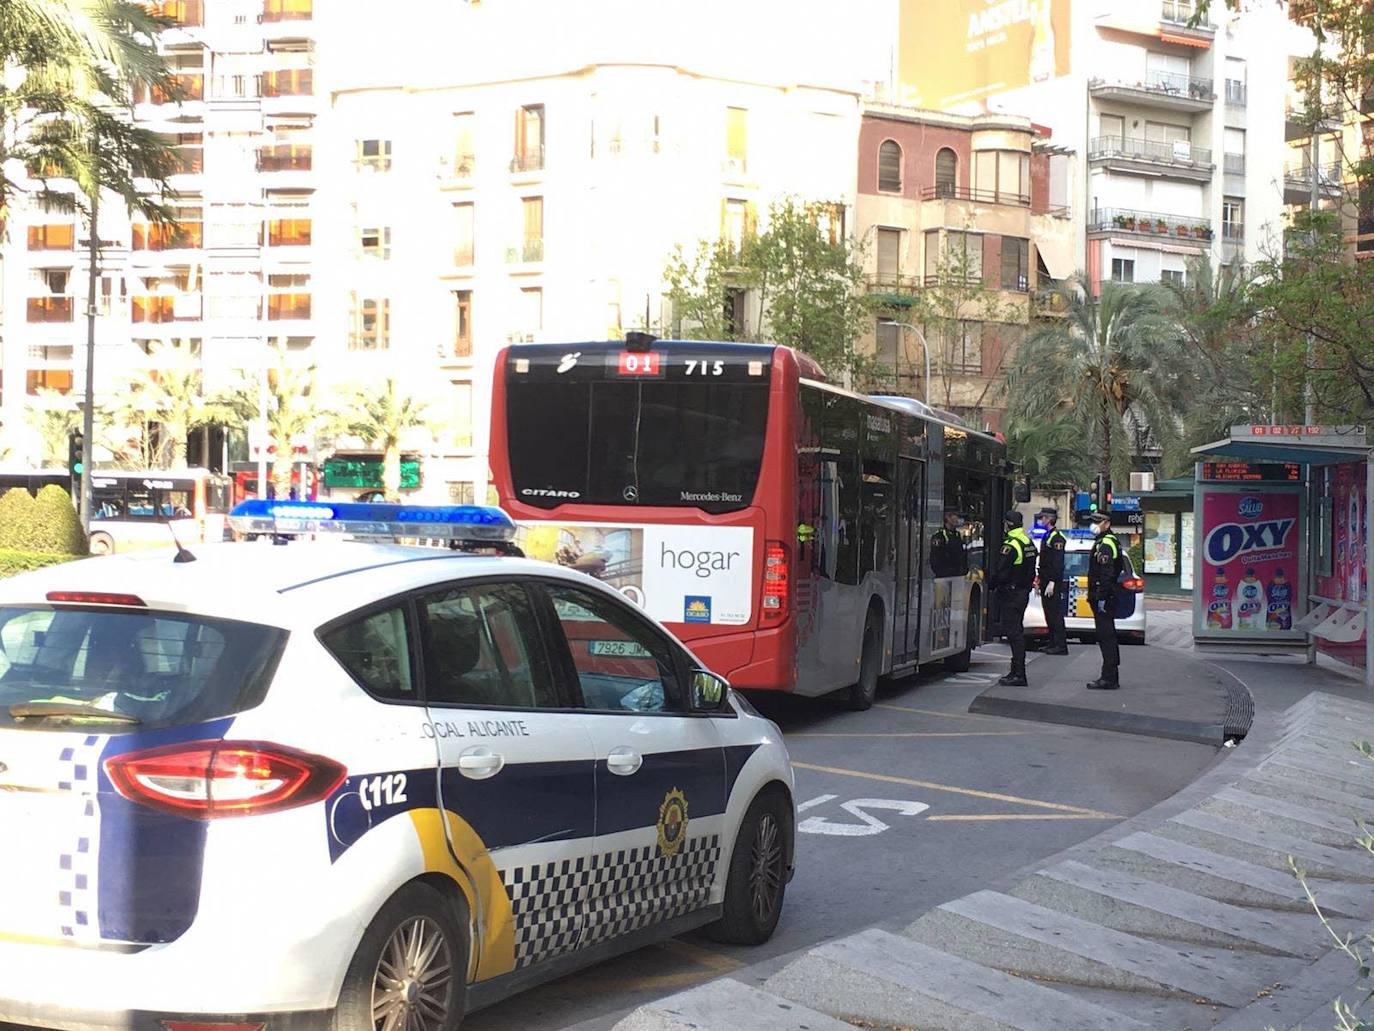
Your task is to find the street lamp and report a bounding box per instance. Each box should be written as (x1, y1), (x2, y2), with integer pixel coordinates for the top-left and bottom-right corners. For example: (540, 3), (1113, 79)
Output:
(877, 318), (931, 407)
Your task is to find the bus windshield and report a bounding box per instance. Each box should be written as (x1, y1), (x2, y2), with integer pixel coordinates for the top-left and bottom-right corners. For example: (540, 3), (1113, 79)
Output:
(506, 377), (770, 513)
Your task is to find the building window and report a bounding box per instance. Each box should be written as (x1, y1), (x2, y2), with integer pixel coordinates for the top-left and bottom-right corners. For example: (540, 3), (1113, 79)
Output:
(452, 381), (474, 448)
(876, 319), (900, 376)
(1111, 258), (1135, 283)
(520, 286), (543, 336)
(1161, 269), (1185, 287)
(454, 290), (473, 357)
(261, 68), (312, 97)
(1000, 237), (1029, 291)
(454, 203), (475, 266)
(521, 196), (543, 262)
(356, 139), (392, 171)
(973, 149), (1030, 205)
(26, 224), (75, 250)
(723, 288), (746, 338)
(940, 321), (982, 374)
(1222, 197), (1245, 241)
(876, 227), (902, 282)
(262, 0), (311, 23)
(725, 106), (748, 174)
(27, 370), (75, 394)
(164, 132), (203, 174)
(722, 198), (753, 253)
(935, 148), (957, 197)
(878, 139), (902, 192)
(514, 104), (545, 171)
(945, 231), (983, 280)
(268, 273), (311, 319)
(267, 218), (311, 246)
(452, 112), (475, 175)
(348, 295), (390, 350)
(923, 229), (940, 281)
(1224, 128), (1246, 174)
(1225, 57), (1247, 105)
(448, 482), (476, 505)
(359, 226), (391, 259)
(258, 141), (311, 172)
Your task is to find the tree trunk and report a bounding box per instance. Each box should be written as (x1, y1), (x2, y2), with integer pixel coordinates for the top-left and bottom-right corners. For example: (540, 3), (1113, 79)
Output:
(167, 421), (188, 470)
(382, 444), (401, 501)
(1098, 396), (1113, 478)
(272, 438), (294, 499)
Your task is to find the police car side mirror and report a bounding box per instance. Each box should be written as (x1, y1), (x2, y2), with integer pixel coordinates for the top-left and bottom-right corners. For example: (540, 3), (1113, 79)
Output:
(689, 669), (730, 712)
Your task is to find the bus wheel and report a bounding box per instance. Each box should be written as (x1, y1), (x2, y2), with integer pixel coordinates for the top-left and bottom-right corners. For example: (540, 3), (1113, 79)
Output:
(945, 601), (979, 672)
(88, 533), (113, 556)
(844, 605), (883, 711)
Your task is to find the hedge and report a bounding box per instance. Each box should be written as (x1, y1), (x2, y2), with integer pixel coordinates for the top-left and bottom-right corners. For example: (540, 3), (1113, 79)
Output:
(0, 485), (87, 556)
(0, 549), (78, 579)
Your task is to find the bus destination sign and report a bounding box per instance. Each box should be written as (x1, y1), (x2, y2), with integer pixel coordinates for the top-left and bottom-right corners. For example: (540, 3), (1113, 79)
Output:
(1200, 461), (1301, 483)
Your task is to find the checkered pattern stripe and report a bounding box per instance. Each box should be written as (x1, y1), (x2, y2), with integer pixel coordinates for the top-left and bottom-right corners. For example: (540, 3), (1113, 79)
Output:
(500, 834), (721, 969)
(55, 735), (102, 940)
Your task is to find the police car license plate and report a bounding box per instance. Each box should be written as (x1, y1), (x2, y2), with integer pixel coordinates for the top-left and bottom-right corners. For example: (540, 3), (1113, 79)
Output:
(588, 640), (652, 658)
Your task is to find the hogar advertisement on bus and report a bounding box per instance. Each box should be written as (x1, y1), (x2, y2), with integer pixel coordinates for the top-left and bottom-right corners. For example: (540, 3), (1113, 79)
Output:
(516, 522), (754, 626)
(1198, 489), (1300, 636)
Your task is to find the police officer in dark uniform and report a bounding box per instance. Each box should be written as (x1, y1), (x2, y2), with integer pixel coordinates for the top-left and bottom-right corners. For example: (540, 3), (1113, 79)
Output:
(1037, 507), (1069, 655)
(991, 510), (1036, 686)
(930, 507), (969, 578)
(1086, 509), (1124, 689)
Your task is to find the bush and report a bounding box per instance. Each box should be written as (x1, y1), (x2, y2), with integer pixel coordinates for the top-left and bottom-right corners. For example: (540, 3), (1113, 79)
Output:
(32, 484), (87, 555)
(0, 489), (37, 552)
(0, 549), (77, 579)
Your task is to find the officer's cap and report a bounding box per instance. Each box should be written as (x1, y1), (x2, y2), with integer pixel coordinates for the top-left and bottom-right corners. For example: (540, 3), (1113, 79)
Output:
(1003, 509), (1023, 527)
(942, 506), (961, 516)
(1038, 506), (1059, 519)
(1087, 509), (1113, 524)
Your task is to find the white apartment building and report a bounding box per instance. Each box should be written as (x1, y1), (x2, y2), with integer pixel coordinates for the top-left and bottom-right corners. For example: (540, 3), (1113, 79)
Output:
(316, 0), (878, 504)
(961, 0), (1293, 289)
(0, 0), (322, 465)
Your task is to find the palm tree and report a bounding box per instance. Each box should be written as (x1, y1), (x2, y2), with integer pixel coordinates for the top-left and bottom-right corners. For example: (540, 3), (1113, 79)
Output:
(334, 380), (433, 501)
(24, 389), (82, 466)
(110, 339), (241, 469)
(1005, 415), (1092, 492)
(1007, 276), (1186, 481)
(224, 342), (323, 497)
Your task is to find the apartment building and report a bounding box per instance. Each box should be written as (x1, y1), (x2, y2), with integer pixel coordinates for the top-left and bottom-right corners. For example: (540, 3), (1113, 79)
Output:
(928, 0), (1293, 291)
(855, 104), (1077, 429)
(0, 0), (321, 465)
(317, 0), (875, 504)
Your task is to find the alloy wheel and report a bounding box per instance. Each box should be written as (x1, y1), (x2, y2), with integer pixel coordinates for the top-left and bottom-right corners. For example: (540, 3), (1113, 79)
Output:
(749, 813), (784, 923)
(371, 916), (454, 1031)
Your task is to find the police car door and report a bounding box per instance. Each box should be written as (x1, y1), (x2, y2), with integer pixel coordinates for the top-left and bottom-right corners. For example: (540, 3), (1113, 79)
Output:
(537, 581), (727, 948)
(414, 580), (598, 980)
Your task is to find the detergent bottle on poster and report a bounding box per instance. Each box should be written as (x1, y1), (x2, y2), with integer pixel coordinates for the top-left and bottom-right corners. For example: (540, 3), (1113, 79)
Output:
(1029, 0), (1057, 83)
(1235, 567), (1265, 630)
(1349, 487), (1363, 601)
(1267, 568), (1293, 630)
(1206, 566), (1232, 629)
(1336, 484), (1348, 592)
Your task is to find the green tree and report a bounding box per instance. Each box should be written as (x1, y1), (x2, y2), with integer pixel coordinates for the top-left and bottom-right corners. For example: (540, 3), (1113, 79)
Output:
(225, 343), (324, 498)
(24, 389), (81, 466)
(333, 379), (433, 502)
(110, 339), (241, 469)
(1007, 277), (1186, 481)
(1004, 415), (1092, 492)
(665, 197), (876, 381)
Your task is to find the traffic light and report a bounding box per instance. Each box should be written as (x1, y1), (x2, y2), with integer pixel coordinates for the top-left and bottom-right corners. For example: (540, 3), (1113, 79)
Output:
(1104, 478), (1113, 508)
(67, 429), (83, 496)
(1088, 475), (1101, 512)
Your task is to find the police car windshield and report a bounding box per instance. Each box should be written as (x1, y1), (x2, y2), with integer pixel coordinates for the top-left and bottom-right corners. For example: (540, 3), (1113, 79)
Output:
(0, 607), (285, 734)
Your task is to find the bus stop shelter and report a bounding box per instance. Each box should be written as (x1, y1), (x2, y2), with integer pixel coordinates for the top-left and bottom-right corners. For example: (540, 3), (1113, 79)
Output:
(1190, 424), (1372, 688)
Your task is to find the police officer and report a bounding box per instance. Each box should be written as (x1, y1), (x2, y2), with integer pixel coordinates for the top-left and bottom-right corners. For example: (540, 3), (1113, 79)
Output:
(991, 510), (1036, 686)
(930, 507), (969, 578)
(1086, 509), (1124, 690)
(1037, 507), (1069, 655)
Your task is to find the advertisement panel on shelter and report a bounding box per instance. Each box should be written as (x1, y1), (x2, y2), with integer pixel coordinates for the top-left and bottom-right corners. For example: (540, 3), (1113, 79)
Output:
(516, 522), (754, 626)
(1313, 462), (1368, 667)
(1197, 489), (1301, 638)
(897, 0), (1073, 109)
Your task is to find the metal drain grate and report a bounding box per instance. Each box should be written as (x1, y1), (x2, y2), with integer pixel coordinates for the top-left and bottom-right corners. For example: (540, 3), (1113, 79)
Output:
(1222, 677), (1255, 739)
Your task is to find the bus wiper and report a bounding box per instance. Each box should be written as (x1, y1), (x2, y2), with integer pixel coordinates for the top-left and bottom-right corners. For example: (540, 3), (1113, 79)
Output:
(8, 703), (141, 724)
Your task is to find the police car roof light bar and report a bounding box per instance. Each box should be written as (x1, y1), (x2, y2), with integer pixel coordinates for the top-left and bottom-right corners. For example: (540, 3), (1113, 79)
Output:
(227, 500), (518, 543)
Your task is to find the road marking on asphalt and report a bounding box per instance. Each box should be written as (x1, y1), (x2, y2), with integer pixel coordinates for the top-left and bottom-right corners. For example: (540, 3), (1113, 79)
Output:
(796, 793), (837, 812)
(926, 813), (1120, 822)
(789, 731), (1032, 739)
(873, 702), (1007, 722)
(790, 761), (1120, 819)
(798, 797), (930, 836)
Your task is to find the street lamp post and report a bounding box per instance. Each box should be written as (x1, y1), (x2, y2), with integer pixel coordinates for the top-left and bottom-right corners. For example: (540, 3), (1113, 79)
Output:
(877, 318), (931, 408)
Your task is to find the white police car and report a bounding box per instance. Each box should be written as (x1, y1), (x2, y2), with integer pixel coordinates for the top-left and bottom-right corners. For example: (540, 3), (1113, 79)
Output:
(1024, 528), (1147, 645)
(0, 502), (795, 1031)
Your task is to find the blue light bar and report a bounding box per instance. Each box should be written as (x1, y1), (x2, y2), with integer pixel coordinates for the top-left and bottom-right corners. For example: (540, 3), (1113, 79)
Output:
(227, 500), (516, 542)
(1067, 527), (1097, 539)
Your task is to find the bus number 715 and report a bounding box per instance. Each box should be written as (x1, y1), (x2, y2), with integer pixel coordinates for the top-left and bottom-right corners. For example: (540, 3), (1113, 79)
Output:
(684, 360), (724, 376)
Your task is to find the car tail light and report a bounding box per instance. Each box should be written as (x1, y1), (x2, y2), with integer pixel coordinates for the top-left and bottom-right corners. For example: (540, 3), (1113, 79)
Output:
(106, 741), (346, 820)
(1121, 577), (1145, 593)
(160, 1022), (266, 1031)
(762, 541), (789, 622)
(46, 591), (145, 607)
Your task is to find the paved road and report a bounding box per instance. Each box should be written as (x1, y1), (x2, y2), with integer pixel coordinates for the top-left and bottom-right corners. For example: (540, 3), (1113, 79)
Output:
(465, 644), (1221, 1031)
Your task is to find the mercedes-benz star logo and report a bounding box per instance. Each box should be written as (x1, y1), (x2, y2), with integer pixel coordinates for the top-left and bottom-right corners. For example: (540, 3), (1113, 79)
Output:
(623, 485), (639, 501)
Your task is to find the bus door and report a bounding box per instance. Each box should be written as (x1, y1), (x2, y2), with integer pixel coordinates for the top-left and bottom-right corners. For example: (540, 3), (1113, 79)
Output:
(893, 457), (926, 666)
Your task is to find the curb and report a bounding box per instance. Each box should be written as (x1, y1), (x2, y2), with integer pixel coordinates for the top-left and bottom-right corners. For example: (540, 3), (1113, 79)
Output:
(967, 694), (1227, 745)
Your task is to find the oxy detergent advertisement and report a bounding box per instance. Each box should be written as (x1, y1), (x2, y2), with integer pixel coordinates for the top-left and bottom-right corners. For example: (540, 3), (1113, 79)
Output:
(1198, 489), (1301, 638)
(516, 522), (755, 626)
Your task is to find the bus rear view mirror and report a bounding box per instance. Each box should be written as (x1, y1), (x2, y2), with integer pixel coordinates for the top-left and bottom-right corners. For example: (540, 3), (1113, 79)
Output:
(1013, 482), (1032, 504)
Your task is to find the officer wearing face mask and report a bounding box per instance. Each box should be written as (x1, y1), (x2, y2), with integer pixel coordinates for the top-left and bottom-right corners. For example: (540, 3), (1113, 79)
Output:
(990, 510), (1036, 686)
(1036, 507), (1068, 655)
(1086, 508), (1124, 689)
(930, 507), (969, 578)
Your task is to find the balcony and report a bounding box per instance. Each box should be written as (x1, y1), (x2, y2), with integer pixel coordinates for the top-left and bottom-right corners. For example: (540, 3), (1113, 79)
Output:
(1089, 207), (1213, 244)
(1285, 96), (1342, 140)
(267, 293), (311, 320)
(918, 185), (1029, 208)
(510, 146), (545, 174)
(1283, 161), (1343, 204)
(27, 225), (75, 251)
(132, 222), (203, 250)
(453, 243), (475, 268)
(260, 69), (314, 98)
(27, 297), (74, 323)
(1033, 284), (1070, 317)
(1223, 153), (1245, 175)
(262, 0), (311, 21)
(1088, 71), (1214, 112)
(1222, 224), (1245, 244)
(146, 0), (203, 27)
(437, 153), (476, 188)
(132, 294), (202, 324)
(257, 144), (312, 172)
(1225, 81), (1247, 106)
(1159, 0), (1214, 33)
(266, 219), (312, 247)
(1088, 135), (1213, 181)
(170, 147), (203, 175)
(506, 239), (544, 265)
(133, 73), (204, 106)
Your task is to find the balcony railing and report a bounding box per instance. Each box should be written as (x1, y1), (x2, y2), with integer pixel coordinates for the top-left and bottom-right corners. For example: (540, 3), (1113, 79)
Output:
(1088, 135), (1212, 167)
(1090, 207), (1213, 240)
(172, 147), (203, 174)
(1284, 161), (1343, 189)
(262, 0), (311, 21)
(1091, 70), (1213, 102)
(134, 74), (204, 105)
(1160, 0), (1212, 27)
(440, 154), (476, 178)
(510, 146), (545, 172)
(1033, 285), (1069, 316)
(132, 222), (203, 250)
(257, 145), (312, 172)
(260, 69), (313, 98)
(919, 185), (1030, 207)
(454, 244), (475, 267)
(1285, 96), (1342, 123)
(1225, 80), (1247, 105)
(1224, 153), (1245, 174)
(132, 294), (201, 323)
(506, 239), (544, 263)
(266, 219), (312, 247)
(26, 297), (74, 323)
(1222, 224), (1245, 243)
(267, 293), (312, 320)
(26, 225), (75, 250)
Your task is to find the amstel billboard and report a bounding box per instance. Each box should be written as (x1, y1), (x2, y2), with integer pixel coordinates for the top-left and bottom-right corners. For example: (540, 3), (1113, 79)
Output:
(898, 0), (1073, 110)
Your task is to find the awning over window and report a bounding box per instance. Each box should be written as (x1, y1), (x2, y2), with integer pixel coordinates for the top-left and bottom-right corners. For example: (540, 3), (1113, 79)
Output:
(1036, 236), (1075, 281)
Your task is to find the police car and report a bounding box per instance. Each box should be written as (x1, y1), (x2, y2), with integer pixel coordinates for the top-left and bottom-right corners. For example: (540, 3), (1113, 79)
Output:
(1023, 528), (1147, 645)
(0, 502), (795, 1031)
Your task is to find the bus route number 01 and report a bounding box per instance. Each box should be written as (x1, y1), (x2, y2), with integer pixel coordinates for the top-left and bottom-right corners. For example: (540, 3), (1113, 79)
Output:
(616, 352), (664, 377)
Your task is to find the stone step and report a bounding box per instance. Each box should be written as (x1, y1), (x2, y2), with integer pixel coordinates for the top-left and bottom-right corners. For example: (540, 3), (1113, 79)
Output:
(1166, 809), (1374, 881)
(610, 978), (854, 1031)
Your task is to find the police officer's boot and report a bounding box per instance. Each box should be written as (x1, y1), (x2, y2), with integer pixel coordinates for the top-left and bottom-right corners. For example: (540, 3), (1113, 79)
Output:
(1086, 670), (1120, 690)
(998, 667), (1028, 687)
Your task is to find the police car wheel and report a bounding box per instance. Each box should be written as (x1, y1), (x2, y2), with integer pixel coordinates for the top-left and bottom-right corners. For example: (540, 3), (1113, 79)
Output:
(334, 882), (468, 1031)
(706, 790), (790, 945)
(844, 606), (883, 711)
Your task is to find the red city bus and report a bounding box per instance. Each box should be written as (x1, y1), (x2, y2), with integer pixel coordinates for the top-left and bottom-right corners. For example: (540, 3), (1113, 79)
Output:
(490, 338), (1012, 708)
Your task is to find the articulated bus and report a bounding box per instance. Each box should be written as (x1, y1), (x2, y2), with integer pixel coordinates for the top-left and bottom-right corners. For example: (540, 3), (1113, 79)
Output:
(490, 339), (1013, 709)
